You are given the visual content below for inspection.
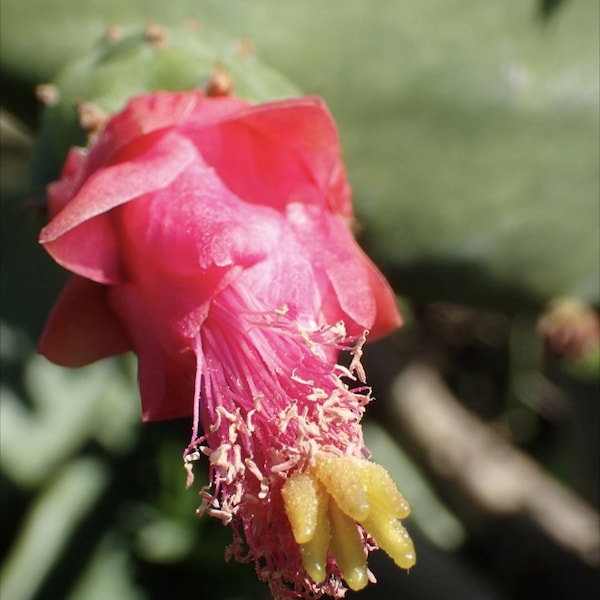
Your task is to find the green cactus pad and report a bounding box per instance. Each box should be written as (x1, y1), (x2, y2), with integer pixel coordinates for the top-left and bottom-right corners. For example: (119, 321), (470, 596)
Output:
(30, 23), (300, 197)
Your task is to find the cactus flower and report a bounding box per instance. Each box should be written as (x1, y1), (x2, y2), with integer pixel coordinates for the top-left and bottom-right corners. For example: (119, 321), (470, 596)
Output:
(39, 90), (415, 598)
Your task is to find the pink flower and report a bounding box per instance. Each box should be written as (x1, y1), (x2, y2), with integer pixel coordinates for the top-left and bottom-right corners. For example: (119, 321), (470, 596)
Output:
(39, 91), (415, 598)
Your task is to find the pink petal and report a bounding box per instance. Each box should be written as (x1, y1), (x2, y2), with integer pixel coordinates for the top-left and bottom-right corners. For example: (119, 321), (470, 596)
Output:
(286, 202), (401, 336)
(118, 157), (283, 277)
(234, 97), (351, 213)
(110, 284), (196, 421)
(234, 229), (321, 319)
(86, 91), (249, 171)
(119, 262), (236, 343)
(184, 96), (353, 218)
(38, 275), (132, 366)
(326, 240), (402, 339)
(47, 148), (88, 218)
(362, 257), (403, 340)
(40, 130), (199, 284)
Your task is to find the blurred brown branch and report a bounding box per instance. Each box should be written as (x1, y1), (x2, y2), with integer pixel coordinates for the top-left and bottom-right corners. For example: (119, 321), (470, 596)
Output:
(389, 363), (600, 567)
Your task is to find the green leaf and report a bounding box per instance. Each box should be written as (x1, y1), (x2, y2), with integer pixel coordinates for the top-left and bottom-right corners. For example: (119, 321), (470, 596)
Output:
(0, 458), (109, 600)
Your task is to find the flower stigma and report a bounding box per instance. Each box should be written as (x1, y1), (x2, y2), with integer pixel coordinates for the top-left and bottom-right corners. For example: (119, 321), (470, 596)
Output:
(282, 455), (416, 591)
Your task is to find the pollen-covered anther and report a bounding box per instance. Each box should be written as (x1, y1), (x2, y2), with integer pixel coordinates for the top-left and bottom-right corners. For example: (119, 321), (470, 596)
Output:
(281, 454), (416, 592)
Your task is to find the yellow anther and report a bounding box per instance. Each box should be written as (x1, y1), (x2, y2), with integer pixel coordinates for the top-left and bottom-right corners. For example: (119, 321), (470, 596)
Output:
(361, 461), (411, 519)
(298, 489), (331, 584)
(362, 511), (416, 570)
(281, 472), (320, 544)
(329, 499), (369, 591)
(314, 455), (370, 521)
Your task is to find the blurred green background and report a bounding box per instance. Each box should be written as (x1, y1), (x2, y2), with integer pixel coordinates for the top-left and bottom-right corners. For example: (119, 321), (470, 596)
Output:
(1, 1), (598, 599)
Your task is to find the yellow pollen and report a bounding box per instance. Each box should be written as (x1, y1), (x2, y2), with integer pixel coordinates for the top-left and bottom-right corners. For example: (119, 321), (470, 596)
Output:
(281, 454), (416, 591)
